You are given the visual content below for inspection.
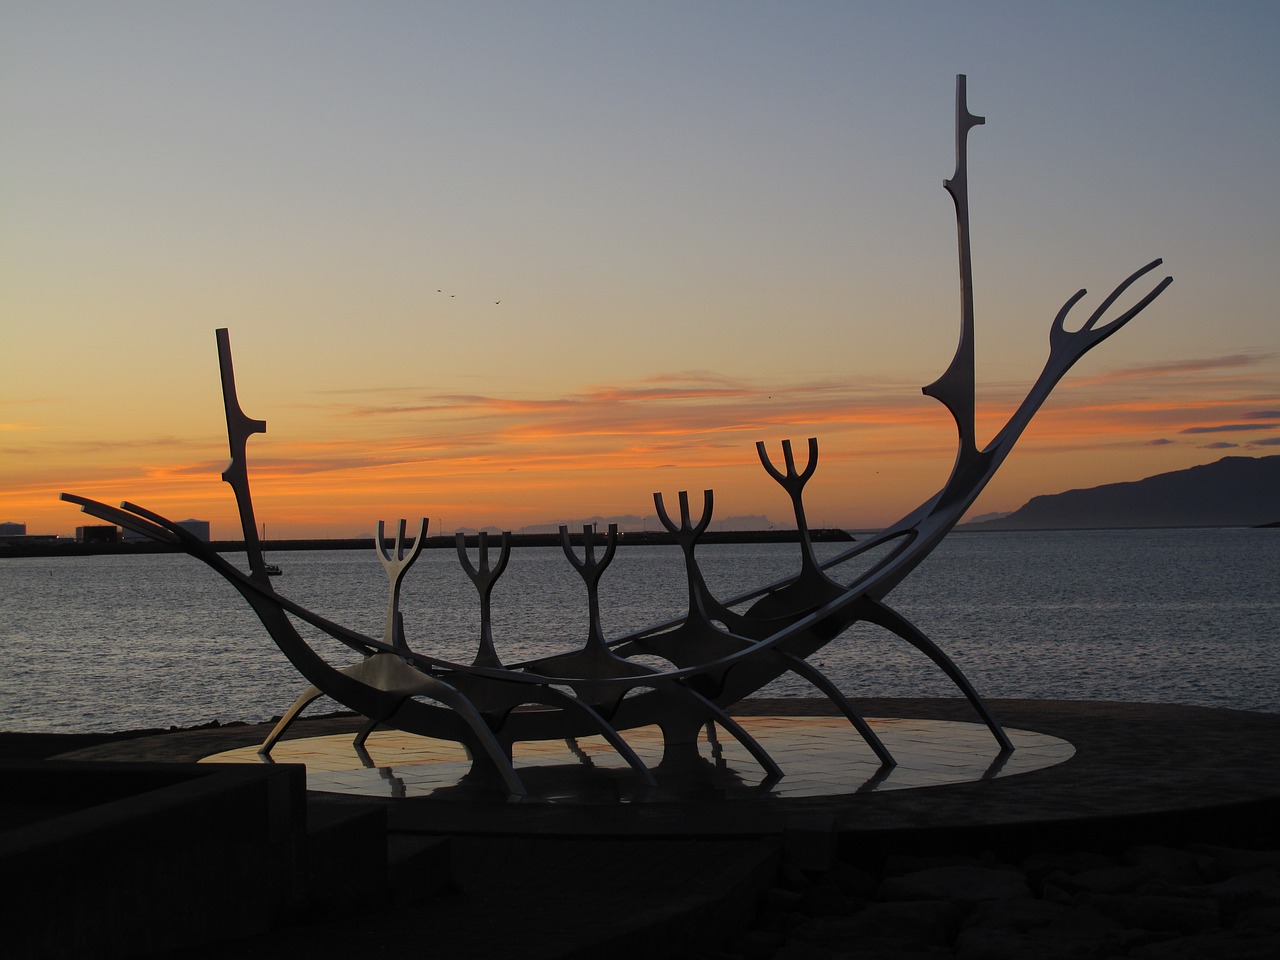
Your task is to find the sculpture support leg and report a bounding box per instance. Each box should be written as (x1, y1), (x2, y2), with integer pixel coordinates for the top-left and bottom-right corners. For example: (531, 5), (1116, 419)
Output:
(353, 715), (381, 750)
(777, 652), (896, 767)
(672, 686), (784, 780)
(861, 598), (1013, 752)
(537, 687), (657, 787)
(260, 683), (325, 755)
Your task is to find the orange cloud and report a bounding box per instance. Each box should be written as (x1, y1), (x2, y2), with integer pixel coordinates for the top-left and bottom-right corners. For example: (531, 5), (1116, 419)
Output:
(1180, 423), (1278, 434)
(14, 352), (1280, 539)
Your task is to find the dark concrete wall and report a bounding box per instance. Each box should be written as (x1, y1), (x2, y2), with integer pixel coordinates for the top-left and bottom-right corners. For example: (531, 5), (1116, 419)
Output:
(1, 760), (307, 959)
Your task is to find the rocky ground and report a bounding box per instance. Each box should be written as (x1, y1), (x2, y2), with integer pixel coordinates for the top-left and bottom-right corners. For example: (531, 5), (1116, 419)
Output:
(713, 842), (1280, 960)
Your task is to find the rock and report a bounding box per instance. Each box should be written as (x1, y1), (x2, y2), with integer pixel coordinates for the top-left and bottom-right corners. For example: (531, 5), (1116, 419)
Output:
(955, 927), (1038, 960)
(771, 943), (843, 960)
(1040, 901), (1131, 951)
(1041, 863), (1152, 896)
(828, 860), (879, 898)
(878, 865), (1032, 905)
(1020, 849), (1118, 884)
(790, 899), (963, 949)
(748, 841), (1280, 959)
(784, 914), (844, 948)
(778, 943), (951, 960)
(1123, 844), (1206, 885)
(1128, 928), (1280, 959)
(1236, 903), (1280, 933)
(1080, 892), (1221, 934)
(882, 852), (987, 876)
(796, 882), (863, 918)
(783, 814), (838, 873)
(964, 896), (1071, 933)
(778, 863), (814, 892)
(764, 885), (805, 911)
(1205, 868), (1280, 919)
(1187, 844), (1280, 882)
(724, 926), (785, 960)
(774, 908), (812, 935)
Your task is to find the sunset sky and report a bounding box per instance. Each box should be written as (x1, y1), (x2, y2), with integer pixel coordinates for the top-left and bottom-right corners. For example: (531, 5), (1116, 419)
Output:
(4, 2), (1278, 539)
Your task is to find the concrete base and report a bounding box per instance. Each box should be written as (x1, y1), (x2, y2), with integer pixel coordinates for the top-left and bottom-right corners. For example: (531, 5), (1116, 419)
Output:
(18, 698), (1280, 960)
(0, 761), (306, 959)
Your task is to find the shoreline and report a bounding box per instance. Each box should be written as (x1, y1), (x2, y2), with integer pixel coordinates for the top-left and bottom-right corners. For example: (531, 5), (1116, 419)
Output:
(1, 527), (855, 559)
(6, 523), (1276, 559)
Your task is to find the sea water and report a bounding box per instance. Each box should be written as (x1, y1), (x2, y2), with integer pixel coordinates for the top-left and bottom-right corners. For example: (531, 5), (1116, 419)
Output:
(0, 528), (1276, 732)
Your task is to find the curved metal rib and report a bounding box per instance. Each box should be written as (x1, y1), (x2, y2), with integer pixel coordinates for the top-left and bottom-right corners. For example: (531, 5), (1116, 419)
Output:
(775, 652), (895, 767)
(560, 523), (619, 655)
(756, 437), (830, 586)
(457, 531), (512, 669)
(376, 518), (428, 653)
(858, 597), (1013, 752)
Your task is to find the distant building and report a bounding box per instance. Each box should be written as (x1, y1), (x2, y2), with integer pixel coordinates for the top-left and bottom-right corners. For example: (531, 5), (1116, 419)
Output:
(76, 525), (120, 544)
(178, 519), (211, 542)
(0, 521), (27, 540)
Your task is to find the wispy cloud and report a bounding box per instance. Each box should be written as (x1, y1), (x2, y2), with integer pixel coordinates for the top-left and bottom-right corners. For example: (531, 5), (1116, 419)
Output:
(38, 372), (932, 510)
(1180, 423), (1278, 434)
(66, 436), (195, 452)
(153, 364), (1275, 494)
(1070, 352), (1276, 387)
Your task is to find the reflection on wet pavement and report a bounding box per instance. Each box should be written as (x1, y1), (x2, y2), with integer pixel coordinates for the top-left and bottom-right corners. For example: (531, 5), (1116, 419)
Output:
(203, 716), (1073, 803)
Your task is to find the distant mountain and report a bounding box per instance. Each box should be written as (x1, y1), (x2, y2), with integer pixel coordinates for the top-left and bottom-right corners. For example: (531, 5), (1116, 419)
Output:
(965, 510), (1013, 525)
(967, 455), (1280, 530)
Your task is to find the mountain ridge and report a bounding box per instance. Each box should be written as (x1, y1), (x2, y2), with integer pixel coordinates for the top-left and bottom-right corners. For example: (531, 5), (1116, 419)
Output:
(967, 455), (1280, 530)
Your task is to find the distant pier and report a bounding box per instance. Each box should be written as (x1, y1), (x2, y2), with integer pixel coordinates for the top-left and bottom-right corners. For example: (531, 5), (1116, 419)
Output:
(1, 528), (855, 559)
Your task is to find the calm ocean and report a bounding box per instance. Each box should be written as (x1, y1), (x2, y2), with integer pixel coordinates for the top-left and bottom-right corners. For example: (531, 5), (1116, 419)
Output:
(1, 527), (1276, 733)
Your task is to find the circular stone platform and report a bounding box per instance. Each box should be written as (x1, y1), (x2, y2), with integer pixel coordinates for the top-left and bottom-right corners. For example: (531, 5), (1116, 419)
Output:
(203, 717), (1073, 802)
(48, 698), (1280, 844)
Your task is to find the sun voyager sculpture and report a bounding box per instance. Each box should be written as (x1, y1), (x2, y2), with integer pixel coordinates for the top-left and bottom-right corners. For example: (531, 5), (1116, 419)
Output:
(65, 77), (1171, 798)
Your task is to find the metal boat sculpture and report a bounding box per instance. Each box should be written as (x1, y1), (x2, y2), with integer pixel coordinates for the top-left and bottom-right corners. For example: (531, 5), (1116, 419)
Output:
(64, 77), (1171, 797)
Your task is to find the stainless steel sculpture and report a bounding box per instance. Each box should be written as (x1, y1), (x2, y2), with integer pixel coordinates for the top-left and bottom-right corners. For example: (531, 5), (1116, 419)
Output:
(64, 77), (1171, 797)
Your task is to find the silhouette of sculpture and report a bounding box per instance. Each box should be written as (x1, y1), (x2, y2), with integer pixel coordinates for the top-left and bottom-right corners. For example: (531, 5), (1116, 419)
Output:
(64, 77), (1171, 796)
